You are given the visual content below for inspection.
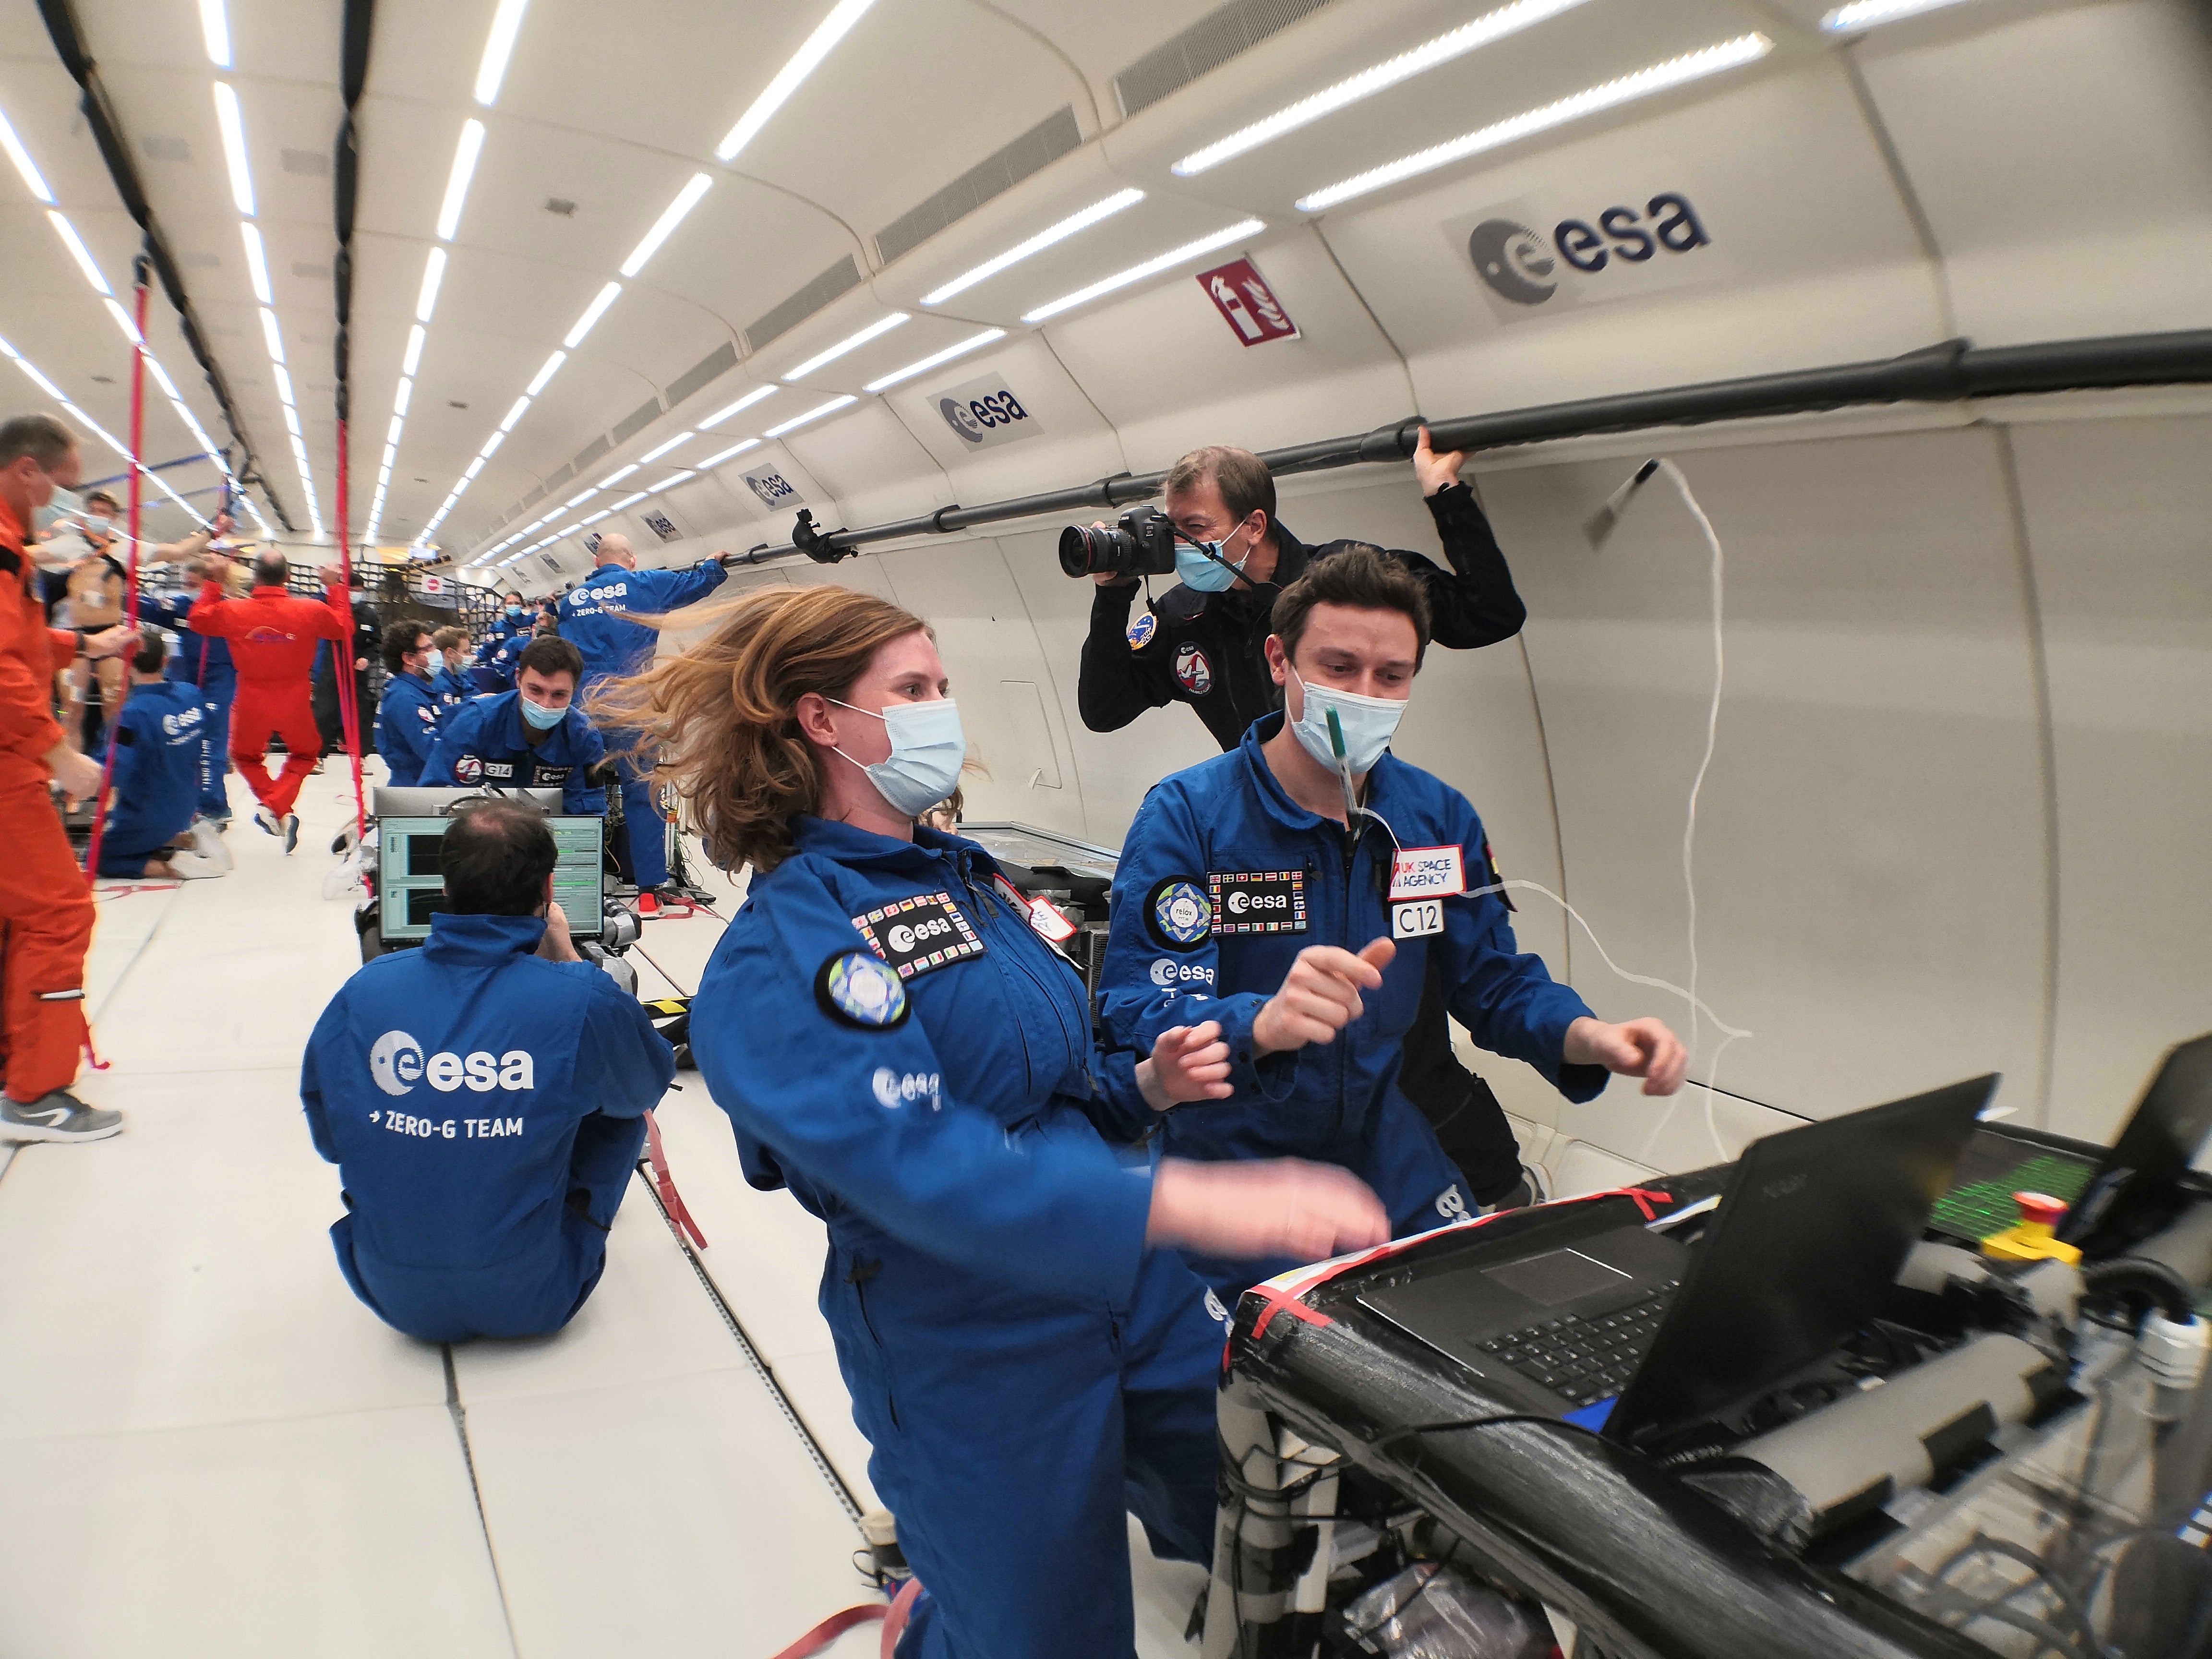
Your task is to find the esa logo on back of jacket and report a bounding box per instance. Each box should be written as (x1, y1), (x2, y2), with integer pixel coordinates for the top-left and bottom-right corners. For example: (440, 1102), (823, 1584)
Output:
(370, 1030), (535, 1095)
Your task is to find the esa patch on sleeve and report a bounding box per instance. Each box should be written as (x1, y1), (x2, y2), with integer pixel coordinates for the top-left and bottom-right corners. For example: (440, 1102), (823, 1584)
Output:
(1145, 877), (1213, 951)
(850, 890), (985, 981)
(816, 951), (910, 1030)
(1207, 869), (1308, 936)
(1125, 611), (1158, 650)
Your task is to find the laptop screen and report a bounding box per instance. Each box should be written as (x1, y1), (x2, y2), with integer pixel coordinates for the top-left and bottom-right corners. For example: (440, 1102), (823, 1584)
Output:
(2060, 1033), (2212, 1256)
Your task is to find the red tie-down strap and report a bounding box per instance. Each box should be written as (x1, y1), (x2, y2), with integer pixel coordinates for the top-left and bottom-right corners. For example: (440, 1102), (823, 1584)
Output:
(767, 1575), (925, 1659)
(1245, 1187), (1680, 1341)
(642, 1109), (708, 1250)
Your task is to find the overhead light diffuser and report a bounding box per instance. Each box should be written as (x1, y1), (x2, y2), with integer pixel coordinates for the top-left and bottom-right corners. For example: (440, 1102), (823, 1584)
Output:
(238, 221), (272, 303)
(392, 375), (411, 415)
(700, 385), (777, 428)
(0, 108), (54, 203)
(595, 463), (639, 489)
(103, 298), (143, 345)
(1293, 35), (1772, 212)
(403, 323), (426, 376)
(715, 0), (877, 162)
(619, 172), (712, 277)
(475, 0), (530, 105)
(259, 306), (285, 363)
(464, 457), (486, 480)
(436, 119), (486, 241)
(1174, 0), (1591, 176)
(281, 404), (301, 438)
(212, 82), (254, 217)
(199, 0), (231, 66)
(785, 313), (908, 378)
(48, 213), (111, 296)
(921, 191), (1143, 305)
(562, 280), (620, 348)
(1022, 220), (1264, 323)
(580, 508), (612, 526)
(1822, 0), (1977, 27)
(863, 327), (1005, 392)
(497, 394), (530, 433)
(416, 246), (448, 322)
(609, 490), (649, 511)
(272, 363), (295, 405)
(147, 358), (181, 399)
(638, 430), (694, 463)
(564, 487), (596, 507)
(646, 470), (695, 495)
(479, 430), (505, 458)
(524, 349), (565, 395)
(697, 437), (760, 469)
(763, 395), (855, 438)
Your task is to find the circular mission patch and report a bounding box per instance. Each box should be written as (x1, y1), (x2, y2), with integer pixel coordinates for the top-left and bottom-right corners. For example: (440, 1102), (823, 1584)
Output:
(1146, 877), (1213, 950)
(816, 950), (910, 1030)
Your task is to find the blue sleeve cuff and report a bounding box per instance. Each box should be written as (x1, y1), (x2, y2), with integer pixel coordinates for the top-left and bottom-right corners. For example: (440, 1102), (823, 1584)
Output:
(1216, 991), (1299, 1099)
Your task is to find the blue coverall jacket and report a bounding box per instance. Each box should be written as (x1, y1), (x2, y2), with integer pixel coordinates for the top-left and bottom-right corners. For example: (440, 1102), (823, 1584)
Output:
(418, 691), (606, 813)
(1099, 713), (1607, 1296)
(300, 910), (674, 1342)
(689, 816), (1227, 1659)
(97, 680), (204, 871)
(374, 670), (441, 788)
(136, 591), (235, 817)
(430, 663), (475, 720)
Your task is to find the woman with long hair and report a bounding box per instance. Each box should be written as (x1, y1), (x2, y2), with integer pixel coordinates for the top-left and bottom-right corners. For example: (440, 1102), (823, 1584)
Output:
(592, 584), (1385, 1658)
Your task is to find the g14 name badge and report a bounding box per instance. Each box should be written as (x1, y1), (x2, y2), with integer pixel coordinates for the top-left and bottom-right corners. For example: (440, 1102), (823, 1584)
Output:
(1390, 846), (1465, 900)
(851, 891), (985, 981)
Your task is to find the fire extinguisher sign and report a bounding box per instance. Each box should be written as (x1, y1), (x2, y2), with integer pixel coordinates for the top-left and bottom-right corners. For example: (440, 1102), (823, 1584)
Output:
(1196, 258), (1299, 347)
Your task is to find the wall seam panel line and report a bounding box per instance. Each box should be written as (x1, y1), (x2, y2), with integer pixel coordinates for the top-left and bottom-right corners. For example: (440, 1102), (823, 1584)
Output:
(1310, 218), (1419, 412)
(1036, 329), (1134, 479)
(1992, 424), (2064, 1133)
(1839, 52), (1960, 343)
(991, 539), (1093, 836)
(1514, 633), (1573, 989)
(440, 1343), (525, 1658)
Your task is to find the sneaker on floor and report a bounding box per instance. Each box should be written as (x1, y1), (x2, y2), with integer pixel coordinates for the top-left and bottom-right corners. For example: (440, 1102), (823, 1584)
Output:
(1, 1091), (123, 1143)
(190, 819), (233, 870)
(165, 850), (227, 879)
(282, 813), (301, 854)
(253, 805), (281, 837)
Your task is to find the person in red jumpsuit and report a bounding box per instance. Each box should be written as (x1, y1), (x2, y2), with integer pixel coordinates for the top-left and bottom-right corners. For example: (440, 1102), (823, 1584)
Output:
(188, 551), (352, 852)
(0, 412), (139, 1143)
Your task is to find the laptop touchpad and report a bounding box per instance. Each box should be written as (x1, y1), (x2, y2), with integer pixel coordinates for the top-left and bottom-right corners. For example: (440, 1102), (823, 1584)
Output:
(1484, 1247), (1633, 1307)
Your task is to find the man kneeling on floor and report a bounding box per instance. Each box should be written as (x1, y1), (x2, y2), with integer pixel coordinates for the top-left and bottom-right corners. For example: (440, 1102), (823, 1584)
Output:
(301, 798), (674, 1342)
(94, 629), (229, 881)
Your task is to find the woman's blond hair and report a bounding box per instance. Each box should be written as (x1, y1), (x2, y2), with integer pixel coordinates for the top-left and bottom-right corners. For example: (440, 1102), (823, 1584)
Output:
(586, 584), (930, 875)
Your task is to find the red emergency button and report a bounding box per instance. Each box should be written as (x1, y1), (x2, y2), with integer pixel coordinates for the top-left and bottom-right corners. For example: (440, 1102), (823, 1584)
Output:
(2013, 1191), (2070, 1228)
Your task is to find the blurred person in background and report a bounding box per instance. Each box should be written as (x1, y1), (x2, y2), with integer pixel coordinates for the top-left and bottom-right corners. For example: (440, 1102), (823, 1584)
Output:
(136, 552), (242, 825)
(374, 619), (441, 789)
(93, 629), (228, 881)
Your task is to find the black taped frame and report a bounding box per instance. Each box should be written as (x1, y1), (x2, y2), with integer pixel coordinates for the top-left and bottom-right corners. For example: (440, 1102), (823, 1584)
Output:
(730, 326), (2212, 566)
(333, 0), (374, 434)
(33, 0), (293, 532)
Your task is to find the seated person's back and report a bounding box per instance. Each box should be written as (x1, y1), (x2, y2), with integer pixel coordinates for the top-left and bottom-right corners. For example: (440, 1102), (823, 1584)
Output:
(300, 797), (673, 1342)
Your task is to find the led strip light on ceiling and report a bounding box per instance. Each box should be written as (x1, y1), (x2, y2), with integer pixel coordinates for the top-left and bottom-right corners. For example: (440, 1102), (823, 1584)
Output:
(1821, 0), (1983, 28)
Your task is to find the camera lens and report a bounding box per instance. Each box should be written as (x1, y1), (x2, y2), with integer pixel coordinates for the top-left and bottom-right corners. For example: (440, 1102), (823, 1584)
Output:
(1058, 525), (1112, 578)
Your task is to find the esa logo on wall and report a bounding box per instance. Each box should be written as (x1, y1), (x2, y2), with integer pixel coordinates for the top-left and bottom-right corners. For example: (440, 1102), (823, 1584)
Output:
(744, 469), (802, 508)
(935, 371), (1039, 451)
(1455, 190), (1719, 321)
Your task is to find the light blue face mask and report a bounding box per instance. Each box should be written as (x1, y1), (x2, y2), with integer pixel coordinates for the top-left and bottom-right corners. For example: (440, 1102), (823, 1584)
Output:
(831, 697), (966, 818)
(518, 693), (566, 731)
(1288, 667), (1408, 777)
(33, 484), (84, 532)
(426, 649), (445, 674)
(1174, 518), (1253, 593)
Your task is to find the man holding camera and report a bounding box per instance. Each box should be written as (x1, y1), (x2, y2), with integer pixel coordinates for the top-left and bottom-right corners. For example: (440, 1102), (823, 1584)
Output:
(301, 797), (674, 1341)
(1072, 432), (1543, 1211)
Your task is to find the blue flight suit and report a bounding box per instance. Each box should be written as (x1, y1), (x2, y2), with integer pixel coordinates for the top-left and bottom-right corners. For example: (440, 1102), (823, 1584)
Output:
(96, 680), (204, 874)
(136, 591), (236, 819)
(689, 816), (1229, 1659)
(430, 661), (475, 720)
(559, 560), (727, 890)
(1099, 712), (1607, 1300)
(471, 633), (520, 693)
(374, 670), (442, 788)
(419, 691), (607, 814)
(300, 911), (675, 1342)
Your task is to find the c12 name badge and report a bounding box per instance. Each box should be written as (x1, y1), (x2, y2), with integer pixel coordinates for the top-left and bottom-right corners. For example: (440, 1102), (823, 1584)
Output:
(1208, 869), (1307, 936)
(1392, 899), (1445, 939)
(851, 890), (985, 981)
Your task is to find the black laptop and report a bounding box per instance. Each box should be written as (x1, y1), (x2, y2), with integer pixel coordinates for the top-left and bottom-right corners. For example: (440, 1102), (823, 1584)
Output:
(1357, 1076), (1993, 1448)
(1926, 1033), (2212, 1258)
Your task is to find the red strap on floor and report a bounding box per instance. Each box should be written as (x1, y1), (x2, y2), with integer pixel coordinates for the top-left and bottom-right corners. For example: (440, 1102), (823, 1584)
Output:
(766, 1576), (923, 1659)
(642, 1108), (707, 1250)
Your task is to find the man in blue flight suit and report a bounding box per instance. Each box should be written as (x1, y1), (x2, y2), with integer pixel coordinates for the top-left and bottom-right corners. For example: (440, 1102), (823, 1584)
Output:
(426, 625), (474, 718)
(468, 628), (516, 693)
(94, 630), (228, 879)
(301, 798), (673, 1341)
(558, 531), (728, 906)
(1099, 546), (1689, 1300)
(135, 553), (240, 823)
(374, 618), (442, 788)
(419, 636), (607, 813)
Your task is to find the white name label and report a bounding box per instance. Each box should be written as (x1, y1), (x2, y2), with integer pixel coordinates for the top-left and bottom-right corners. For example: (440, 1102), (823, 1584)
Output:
(1390, 846), (1465, 901)
(1393, 900), (1445, 939)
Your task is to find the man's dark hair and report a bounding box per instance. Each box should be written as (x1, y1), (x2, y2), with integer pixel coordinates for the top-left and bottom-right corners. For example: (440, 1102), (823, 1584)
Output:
(83, 488), (120, 514)
(516, 635), (582, 684)
(502, 589), (521, 604)
(0, 412), (75, 471)
(1270, 544), (1432, 670)
(1165, 445), (1276, 536)
(132, 630), (168, 674)
(381, 617), (431, 673)
(440, 798), (557, 916)
(252, 552), (288, 589)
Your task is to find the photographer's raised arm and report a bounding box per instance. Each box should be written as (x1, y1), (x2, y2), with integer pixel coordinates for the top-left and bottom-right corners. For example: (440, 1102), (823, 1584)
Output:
(1410, 426), (1526, 649)
(1077, 577), (1180, 733)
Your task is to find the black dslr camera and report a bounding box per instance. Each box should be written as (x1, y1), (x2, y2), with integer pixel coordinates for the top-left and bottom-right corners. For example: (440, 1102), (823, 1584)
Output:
(1058, 504), (1177, 580)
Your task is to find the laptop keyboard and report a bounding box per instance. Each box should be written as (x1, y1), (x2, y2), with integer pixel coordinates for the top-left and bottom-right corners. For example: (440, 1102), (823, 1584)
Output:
(1476, 1282), (1681, 1407)
(1930, 1155), (2094, 1241)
